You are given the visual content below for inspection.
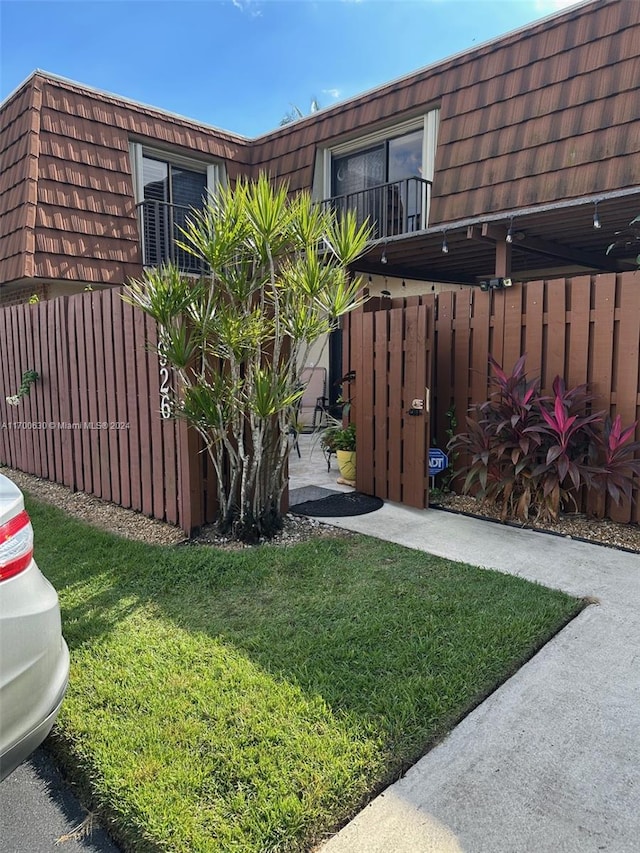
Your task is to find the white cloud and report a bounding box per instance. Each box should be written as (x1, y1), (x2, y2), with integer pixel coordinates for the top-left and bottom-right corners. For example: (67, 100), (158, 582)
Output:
(231, 0), (262, 17)
(322, 88), (342, 100)
(533, 0), (581, 11)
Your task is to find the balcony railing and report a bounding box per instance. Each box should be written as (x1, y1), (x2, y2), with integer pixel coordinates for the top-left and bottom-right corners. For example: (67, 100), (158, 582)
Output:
(136, 199), (207, 274)
(320, 176), (432, 240)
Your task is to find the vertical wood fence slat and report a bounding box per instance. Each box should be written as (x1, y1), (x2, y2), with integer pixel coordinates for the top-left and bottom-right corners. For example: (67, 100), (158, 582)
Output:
(18, 305), (36, 474)
(10, 308), (26, 470)
(489, 289), (505, 369)
(502, 286), (524, 373)
(112, 292), (131, 508)
(356, 311), (375, 496)
(387, 308), (404, 502)
(469, 289), (490, 419)
(31, 304), (46, 478)
(523, 281), (544, 379)
(374, 310), (389, 499)
(410, 303), (429, 508)
(56, 297), (75, 488)
(20, 306), (36, 474)
(122, 301), (141, 511)
(435, 291), (453, 450)
(453, 292), (471, 451)
(67, 297), (82, 491)
(611, 276), (640, 523)
(134, 308), (153, 516)
(545, 281), (567, 387)
(75, 296), (91, 494)
(146, 319), (166, 522)
(0, 309), (11, 465)
(566, 277), (591, 390)
(402, 306), (420, 506)
(90, 293), (110, 501)
(48, 302), (65, 481)
(588, 274), (616, 517)
(102, 289), (120, 504)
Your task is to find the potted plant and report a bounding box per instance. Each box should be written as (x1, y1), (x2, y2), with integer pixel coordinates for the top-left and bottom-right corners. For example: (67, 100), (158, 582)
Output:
(321, 422), (356, 481)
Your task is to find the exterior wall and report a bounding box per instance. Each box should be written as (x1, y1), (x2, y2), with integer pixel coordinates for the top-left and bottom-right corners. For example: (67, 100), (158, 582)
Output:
(0, 74), (251, 288)
(360, 272), (469, 299)
(250, 0), (639, 224)
(0, 281), (48, 308)
(33, 77), (250, 286)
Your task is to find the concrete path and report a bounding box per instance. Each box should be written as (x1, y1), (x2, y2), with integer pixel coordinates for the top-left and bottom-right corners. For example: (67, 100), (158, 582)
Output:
(290, 437), (640, 853)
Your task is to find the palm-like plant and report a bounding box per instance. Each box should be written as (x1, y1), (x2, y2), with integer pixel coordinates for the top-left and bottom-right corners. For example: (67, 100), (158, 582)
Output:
(125, 174), (371, 542)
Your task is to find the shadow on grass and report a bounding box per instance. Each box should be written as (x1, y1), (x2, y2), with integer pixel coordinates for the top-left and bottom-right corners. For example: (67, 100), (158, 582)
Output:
(29, 494), (584, 766)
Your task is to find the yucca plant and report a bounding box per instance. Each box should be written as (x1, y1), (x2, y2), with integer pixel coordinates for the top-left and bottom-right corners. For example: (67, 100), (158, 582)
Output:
(125, 174), (372, 542)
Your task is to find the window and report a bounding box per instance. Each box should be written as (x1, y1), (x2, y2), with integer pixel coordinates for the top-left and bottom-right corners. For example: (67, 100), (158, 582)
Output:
(130, 144), (224, 272)
(315, 110), (439, 236)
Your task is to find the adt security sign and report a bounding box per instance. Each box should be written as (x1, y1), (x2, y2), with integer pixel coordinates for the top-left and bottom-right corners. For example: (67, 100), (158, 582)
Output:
(428, 448), (449, 476)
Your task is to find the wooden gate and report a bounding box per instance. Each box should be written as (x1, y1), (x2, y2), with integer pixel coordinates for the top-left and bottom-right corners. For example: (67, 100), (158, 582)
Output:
(343, 298), (432, 508)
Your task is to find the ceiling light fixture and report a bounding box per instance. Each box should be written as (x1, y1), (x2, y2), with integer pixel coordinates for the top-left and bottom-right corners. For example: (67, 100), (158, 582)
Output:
(593, 200), (601, 229)
(441, 230), (449, 254)
(381, 243), (388, 264)
(506, 217), (514, 243)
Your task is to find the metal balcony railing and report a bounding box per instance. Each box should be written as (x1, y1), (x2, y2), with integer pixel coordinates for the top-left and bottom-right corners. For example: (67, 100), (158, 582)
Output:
(136, 199), (207, 274)
(320, 176), (432, 240)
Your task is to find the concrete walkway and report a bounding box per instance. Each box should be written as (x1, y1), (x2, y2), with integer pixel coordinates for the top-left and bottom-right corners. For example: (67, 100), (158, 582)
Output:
(290, 436), (640, 853)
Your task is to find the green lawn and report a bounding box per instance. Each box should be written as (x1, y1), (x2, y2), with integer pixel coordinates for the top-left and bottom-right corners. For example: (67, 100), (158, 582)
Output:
(27, 495), (583, 853)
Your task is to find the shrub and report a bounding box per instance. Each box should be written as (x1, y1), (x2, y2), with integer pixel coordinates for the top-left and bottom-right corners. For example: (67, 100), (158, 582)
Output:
(321, 422), (356, 452)
(448, 355), (640, 523)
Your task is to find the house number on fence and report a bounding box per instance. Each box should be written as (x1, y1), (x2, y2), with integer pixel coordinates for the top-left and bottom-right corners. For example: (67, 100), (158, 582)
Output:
(158, 339), (172, 420)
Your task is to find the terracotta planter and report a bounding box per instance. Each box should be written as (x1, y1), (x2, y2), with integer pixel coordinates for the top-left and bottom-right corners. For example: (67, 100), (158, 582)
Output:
(336, 450), (356, 481)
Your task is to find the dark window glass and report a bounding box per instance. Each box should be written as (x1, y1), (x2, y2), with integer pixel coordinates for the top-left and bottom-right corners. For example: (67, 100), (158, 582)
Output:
(141, 156), (206, 270)
(330, 130), (425, 237)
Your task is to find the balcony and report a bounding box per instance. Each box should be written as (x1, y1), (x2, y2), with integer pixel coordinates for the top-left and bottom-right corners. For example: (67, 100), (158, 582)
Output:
(320, 177), (432, 240)
(136, 199), (206, 274)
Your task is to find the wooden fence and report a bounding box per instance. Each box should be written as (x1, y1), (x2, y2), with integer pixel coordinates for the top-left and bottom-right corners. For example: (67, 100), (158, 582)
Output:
(347, 272), (640, 524)
(2, 272), (639, 530)
(0, 289), (210, 534)
(343, 298), (433, 508)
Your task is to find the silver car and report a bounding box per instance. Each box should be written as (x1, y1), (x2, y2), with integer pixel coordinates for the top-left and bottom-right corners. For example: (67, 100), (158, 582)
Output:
(0, 472), (69, 780)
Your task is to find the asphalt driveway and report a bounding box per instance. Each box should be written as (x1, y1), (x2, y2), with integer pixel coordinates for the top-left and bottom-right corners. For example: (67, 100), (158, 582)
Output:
(0, 747), (119, 853)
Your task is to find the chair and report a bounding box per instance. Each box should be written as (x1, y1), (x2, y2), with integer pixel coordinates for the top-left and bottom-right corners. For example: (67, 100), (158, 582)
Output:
(288, 367), (329, 459)
(298, 367), (329, 431)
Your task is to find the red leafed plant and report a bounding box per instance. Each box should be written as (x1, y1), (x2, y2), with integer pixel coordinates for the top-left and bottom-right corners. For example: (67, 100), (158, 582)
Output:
(589, 415), (640, 506)
(448, 356), (640, 524)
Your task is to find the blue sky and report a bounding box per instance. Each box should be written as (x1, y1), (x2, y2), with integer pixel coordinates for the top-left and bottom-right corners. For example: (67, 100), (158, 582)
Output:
(1, 0), (579, 137)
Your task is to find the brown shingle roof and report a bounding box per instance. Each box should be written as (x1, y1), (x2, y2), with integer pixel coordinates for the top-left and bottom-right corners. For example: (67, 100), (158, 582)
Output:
(0, 0), (638, 286)
(0, 76), (41, 282)
(251, 0), (639, 225)
(0, 74), (251, 285)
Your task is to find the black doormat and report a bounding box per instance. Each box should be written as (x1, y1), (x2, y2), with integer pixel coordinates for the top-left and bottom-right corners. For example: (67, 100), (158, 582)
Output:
(289, 486), (337, 506)
(290, 491), (384, 518)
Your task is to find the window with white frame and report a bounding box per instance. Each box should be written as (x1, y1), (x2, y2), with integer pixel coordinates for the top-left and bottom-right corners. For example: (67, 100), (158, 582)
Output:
(314, 110), (439, 237)
(129, 143), (225, 272)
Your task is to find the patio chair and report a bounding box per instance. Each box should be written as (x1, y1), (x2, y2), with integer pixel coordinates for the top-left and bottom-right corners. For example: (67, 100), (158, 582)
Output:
(298, 367), (329, 431)
(288, 367), (329, 459)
